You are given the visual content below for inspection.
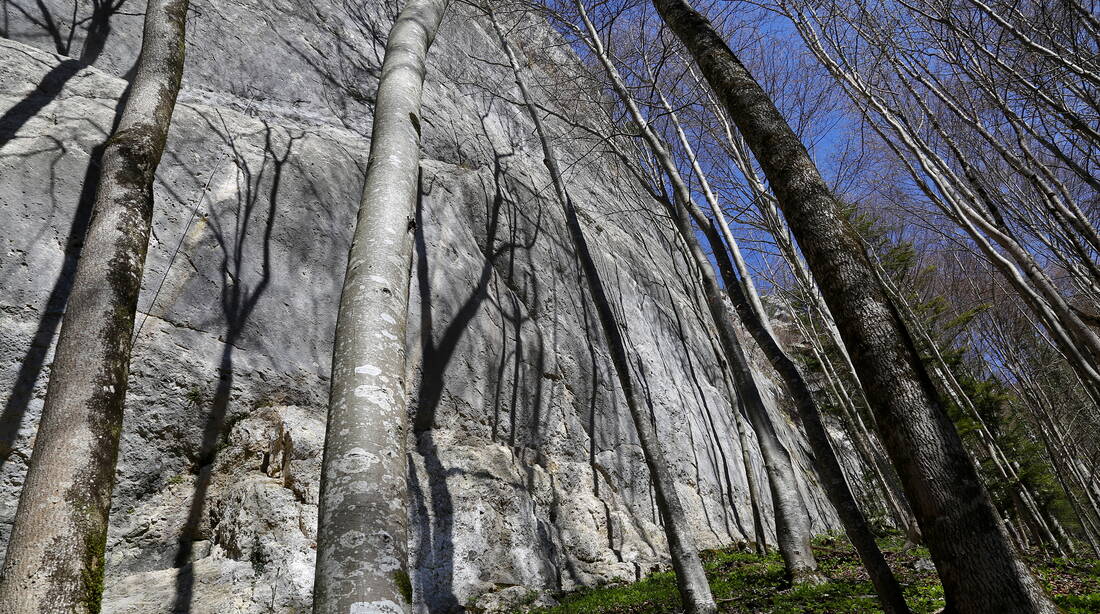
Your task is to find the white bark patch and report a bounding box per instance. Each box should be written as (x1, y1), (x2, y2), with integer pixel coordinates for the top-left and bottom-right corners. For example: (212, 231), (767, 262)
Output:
(339, 530), (367, 549)
(373, 557), (401, 573)
(353, 385), (390, 405)
(336, 448), (382, 474)
(355, 364), (382, 376)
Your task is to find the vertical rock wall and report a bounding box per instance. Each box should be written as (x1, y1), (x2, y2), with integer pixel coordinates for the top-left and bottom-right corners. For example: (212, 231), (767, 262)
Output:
(0, 1), (842, 611)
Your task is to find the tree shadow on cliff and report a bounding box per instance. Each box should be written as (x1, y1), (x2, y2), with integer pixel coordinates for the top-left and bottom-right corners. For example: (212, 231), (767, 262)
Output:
(0, 61), (137, 471)
(0, 0), (127, 58)
(270, 0), (396, 134)
(171, 119), (297, 613)
(413, 149), (544, 611)
(0, 0), (128, 150)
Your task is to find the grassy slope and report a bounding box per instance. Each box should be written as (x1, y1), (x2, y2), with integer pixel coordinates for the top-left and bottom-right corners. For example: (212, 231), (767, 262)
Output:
(529, 536), (1100, 613)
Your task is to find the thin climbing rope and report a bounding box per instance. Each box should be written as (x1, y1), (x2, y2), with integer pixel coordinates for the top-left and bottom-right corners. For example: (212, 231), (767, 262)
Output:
(132, 101), (259, 346)
(131, 157), (223, 345)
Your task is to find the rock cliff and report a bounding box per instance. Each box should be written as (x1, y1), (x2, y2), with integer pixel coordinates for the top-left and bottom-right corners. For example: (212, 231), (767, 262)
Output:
(0, 1), (842, 611)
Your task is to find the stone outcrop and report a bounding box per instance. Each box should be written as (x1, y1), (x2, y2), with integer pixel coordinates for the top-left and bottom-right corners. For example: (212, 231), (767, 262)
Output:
(0, 1), (843, 610)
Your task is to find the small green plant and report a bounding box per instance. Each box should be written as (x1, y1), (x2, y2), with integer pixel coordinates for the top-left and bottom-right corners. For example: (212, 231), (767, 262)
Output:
(167, 473), (187, 486)
(185, 386), (204, 407)
(394, 569), (413, 604)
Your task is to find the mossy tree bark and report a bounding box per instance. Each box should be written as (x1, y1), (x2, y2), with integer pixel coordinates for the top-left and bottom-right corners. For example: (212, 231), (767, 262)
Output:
(312, 0), (446, 612)
(0, 0), (188, 611)
(651, 0), (1059, 611)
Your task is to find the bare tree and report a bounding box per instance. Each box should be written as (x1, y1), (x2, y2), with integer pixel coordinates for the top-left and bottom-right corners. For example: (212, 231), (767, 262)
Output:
(778, 0), (1100, 555)
(651, 0), (1059, 611)
(684, 68), (923, 544)
(640, 81), (912, 611)
(550, 0), (826, 583)
(486, 7), (718, 611)
(312, 0), (447, 611)
(781, 0), (1100, 419)
(0, 0), (189, 611)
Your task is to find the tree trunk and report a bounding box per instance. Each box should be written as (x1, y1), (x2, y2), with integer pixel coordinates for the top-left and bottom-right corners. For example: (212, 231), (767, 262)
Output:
(734, 396), (768, 554)
(489, 11), (717, 612)
(692, 215), (911, 611)
(875, 260), (1063, 556)
(809, 326), (919, 541)
(0, 0), (188, 611)
(651, 0), (1059, 611)
(654, 89), (908, 611)
(697, 79), (922, 546)
(569, 1), (821, 581)
(313, 0), (445, 611)
(663, 193), (823, 584)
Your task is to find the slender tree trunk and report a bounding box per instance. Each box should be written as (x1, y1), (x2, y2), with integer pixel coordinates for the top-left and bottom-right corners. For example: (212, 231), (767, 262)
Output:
(569, 2), (821, 581)
(0, 1), (187, 612)
(662, 191), (823, 584)
(652, 0), (1058, 611)
(701, 86), (922, 545)
(734, 397), (768, 554)
(1034, 412), (1100, 556)
(652, 89), (909, 611)
(313, 0), (445, 611)
(488, 11), (716, 612)
(1025, 390), (1100, 556)
(690, 217), (910, 610)
(814, 333), (915, 535)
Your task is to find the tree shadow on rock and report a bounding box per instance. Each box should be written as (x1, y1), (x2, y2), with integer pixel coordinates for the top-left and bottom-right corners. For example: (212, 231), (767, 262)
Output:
(0, 61), (136, 471)
(171, 118), (298, 613)
(0, 0), (128, 150)
(412, 150), (543, 612)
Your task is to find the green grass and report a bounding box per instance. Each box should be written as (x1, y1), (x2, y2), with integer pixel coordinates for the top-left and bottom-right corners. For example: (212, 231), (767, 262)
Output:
(524, 535), (1100, 613)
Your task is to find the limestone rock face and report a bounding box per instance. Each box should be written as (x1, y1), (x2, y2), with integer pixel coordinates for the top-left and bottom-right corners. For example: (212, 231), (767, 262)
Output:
(0, 1), (842, 611)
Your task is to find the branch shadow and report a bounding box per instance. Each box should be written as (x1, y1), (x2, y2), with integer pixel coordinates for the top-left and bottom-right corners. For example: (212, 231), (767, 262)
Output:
(412, 154), (518, 613)
(0, 0), (127, 150)
(170, 118), (298, 613)
(0, 61), (136, 471)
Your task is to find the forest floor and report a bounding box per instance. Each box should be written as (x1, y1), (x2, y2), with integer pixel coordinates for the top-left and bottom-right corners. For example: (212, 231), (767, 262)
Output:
(526, 534), (1100, 613)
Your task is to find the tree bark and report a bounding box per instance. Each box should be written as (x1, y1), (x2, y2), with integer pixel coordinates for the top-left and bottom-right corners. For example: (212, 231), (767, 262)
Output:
(874, 257), (1064, 556)
(313, 0), (446, 611)
(651, 0), (1059, 611)
(488, 10), (717, 612)
(0, 0), (188, 611)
